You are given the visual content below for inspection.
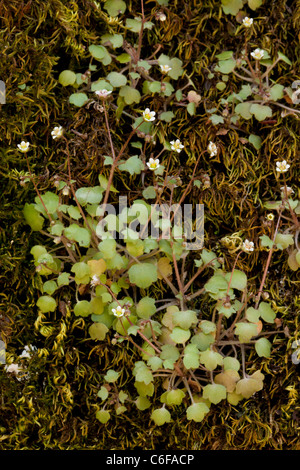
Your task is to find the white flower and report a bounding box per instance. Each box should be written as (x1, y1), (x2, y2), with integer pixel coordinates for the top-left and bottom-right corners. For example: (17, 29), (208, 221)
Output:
(90, 275), (101, 287)
(207, 141), (217, 157)
(143, 108), (156, 122)
(62, 185), (70, 196)
(53, 237), (61, 244)
(51, 126), (63, 139)
(146, 158), (160, 171)
(17, 141), (30, 152)
(242, 239), (255, 252)
(251, 48), (264, 60)
(156, 11), (166, 21)
(170, 139), (184, 153)
(276, 160), (290, 173)
(95, 89), (112, 98)
(243, 17), (253, 27)
(19, 345), (37, 359)
(112, 305), (125, 318)
(266, 213), (274, 221)
(5, 363), (21, 375)
(160, 64), (172, 74)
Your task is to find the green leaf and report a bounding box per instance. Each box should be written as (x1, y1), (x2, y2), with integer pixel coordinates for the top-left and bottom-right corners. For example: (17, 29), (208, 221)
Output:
(132, 361), (153, 385)
(118, 155), (144, 175)
(246, 307), (260, 323)
(64, 224), (91, 247)
(187, 102), (196, 115)
(249, 134), (262, 150)
(23, 203), (44, 231)
(107, 71), (127, 87)
(259, 234), (274, 249)
(172, 310), (198, 330)
(134, 381), (154, 397)
(202, 383), (227, 404)
(215, 58), (236, 74)
(255, 337), (272, 357)
(104, 369), (120, 382)
(43, 280), (57, 295)
(36, 295), (57, 313)
(199, 349), (224, 370)
(257, 302), (276, 323)
(89, 322), (109, 340)
(75, 186), (104, 206)
(69, 92), (89, 107)
(223, 357), (240, 371)
(235, 102), (253, 120)
(221, 0), (243, 15)
(225, 269), (247, 290)
(135, 396), (151, 410)
(57, 272), (70, 287)
(98, 239), (117, 260)
(186, 403), (210, 422)
(151, 407), (171, 426)
(216, 51), (234, 60)
(119, 86), (141, 104)
(275, 232), (294, 250)
(96, 409), (110, 424)
(88, 45), (111, 65)
(169, 327), (191, 344)
(136, 297), (156, 319)
(142, 186), (156, 199)
(277, 51), (292, 65)
(125, 17), (153, 33)
(104, 0), (126, 16)
(74, 300), (92, 317)
(91, 79), (113, 92)
(34, 192), (59, 215)
(248, 0), (263, 10)
(269, 84), (284, 101)
(209, 114), (224, 125)
(128, 263), (158, 289)
(97, 386), (109, 401)
(160, 389), (185, 406)
(234, 322), (258, 342)
(71, 262), (91, 284)
(116, 53), (131, 63)
(101, 33), (123, 49)
(58, 70), (76, 86)
(249, 104), (272, 121)
(158, 111), (175, 122)
(183, 344), (200, 369)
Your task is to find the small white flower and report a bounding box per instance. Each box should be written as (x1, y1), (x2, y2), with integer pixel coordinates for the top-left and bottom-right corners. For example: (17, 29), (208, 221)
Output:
(17, 141), (30, 152)
(243, 17), (253, 27)
(156, 12), (166, 21)
(62, 185), (70, 196)
(170, 139), (184, 153)
(112, 305), (125, 318)
(146, 157), (160, 171)
(5, 363), (21, 377)
(90, 275), (101, 287)
(207, 141), (217, 157)
(19, 345), (37, 359)
(266, 213), (274, 221)
(276, 160), (290, 173)
(160, 64), (172, 74)
(250, 48), (264, 60)
(53, 237), (61, 244)
(143, 108), (156, 122)
(95, 89), (112, 98)
(51, 126), (63, 140)
(242, 239), (255, 252)
(280, 186), (294, 196)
